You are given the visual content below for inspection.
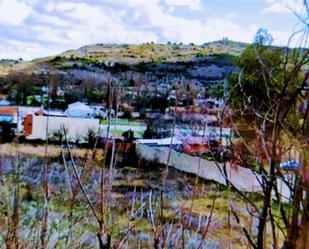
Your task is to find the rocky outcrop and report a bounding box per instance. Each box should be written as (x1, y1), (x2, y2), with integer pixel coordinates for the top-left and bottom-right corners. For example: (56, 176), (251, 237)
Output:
(188, 65), (231, 80)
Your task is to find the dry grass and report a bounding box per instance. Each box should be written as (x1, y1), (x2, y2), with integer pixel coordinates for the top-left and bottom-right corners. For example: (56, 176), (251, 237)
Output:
(0, 143), (103, 158)
(0, 61), (32, 76)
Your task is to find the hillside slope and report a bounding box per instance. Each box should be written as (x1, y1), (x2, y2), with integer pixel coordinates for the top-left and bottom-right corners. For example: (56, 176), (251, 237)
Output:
(0, 40), (247, 79)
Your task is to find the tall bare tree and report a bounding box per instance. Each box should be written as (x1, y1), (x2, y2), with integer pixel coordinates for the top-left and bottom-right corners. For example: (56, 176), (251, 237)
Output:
(224, 4), (308, 247)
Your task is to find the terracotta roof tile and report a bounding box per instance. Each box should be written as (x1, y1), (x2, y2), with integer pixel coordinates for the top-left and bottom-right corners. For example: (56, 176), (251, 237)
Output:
(0, 106), (17, 116)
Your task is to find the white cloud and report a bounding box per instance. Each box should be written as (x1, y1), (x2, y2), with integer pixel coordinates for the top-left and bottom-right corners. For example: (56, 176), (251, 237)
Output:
(30, 25), (69, 44)
(116, 0), (258, 44)
(226, 12), (239, 19)
(31, 12), (69, 27)
(164, 0), (201, 10)
(133, 11), (141, 20)
(0, 0), (32, 26)
(0, 0), (299, 59)
(0, 39), (62, 59)
(44, 2), (55, 13)
(262, 2), (290, 13)
(47, 2), (159, 45)
(262, 0), (305, 14)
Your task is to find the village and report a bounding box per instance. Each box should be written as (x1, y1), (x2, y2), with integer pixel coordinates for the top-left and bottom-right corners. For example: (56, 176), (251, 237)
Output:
(0, 4), (307, 245)
(0, 84), (230, 149)
(0, 84), (297, 201)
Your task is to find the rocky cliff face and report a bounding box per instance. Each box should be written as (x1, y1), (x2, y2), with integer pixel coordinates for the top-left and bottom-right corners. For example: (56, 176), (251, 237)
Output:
(50, 53), (237, 86)
(48, 42), (242, 85)
(188, 64), (234, 80)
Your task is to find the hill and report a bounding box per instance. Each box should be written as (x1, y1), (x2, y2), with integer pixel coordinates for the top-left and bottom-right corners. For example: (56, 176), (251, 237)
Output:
(0, 40), (248, 76)
(0, 40), (249, 108)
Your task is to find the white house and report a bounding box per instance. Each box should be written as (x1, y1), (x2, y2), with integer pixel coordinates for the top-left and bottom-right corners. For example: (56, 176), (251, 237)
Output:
(24, 114), (100, 143)
(64, 102), (94, 118)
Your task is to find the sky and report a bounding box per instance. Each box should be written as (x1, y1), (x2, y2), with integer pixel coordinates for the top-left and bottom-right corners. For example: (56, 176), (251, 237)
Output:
(0, 0), (307, 60)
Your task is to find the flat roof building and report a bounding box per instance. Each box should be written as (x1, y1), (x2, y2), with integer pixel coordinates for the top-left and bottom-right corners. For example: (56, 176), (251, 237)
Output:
(24, 114), (100, 143)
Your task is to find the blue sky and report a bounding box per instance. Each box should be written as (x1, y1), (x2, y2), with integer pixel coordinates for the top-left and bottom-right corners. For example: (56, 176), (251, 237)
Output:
(0, 0), (306, 60)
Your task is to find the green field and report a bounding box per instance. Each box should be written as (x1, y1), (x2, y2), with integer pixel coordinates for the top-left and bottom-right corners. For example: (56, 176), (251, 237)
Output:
(109, 129), (144, 137)
(100, 119), (145, 127)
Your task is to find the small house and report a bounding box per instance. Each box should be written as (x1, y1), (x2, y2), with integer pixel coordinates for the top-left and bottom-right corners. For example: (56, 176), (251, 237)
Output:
(64, 102), (94, 118)
(0, 106), (18, 123)
(0, 106), (19, 142)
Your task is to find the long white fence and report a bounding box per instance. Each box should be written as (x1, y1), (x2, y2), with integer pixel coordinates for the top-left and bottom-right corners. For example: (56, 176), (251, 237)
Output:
(136, 144), (291, 201)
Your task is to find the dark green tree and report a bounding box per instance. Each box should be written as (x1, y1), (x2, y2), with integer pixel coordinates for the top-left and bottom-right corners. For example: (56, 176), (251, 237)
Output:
(228, 44), (286, 113)
(7, 73), (36, 105)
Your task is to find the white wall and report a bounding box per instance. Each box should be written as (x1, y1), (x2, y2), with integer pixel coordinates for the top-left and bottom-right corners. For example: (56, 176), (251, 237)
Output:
(26, 116), (100, 143)
(136, 144), (291, 201)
